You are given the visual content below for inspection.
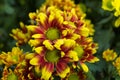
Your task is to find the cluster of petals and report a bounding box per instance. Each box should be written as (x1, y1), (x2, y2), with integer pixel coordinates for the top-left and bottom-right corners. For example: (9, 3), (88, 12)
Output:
(102, 49), (117, 61)
(27, 6), (99, 79)
(0, 0), (99, 80)
(102, 0), (120, 27)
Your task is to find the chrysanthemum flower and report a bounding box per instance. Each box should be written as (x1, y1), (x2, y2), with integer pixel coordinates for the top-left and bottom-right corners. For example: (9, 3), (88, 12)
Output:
(102, 0), (114, 11)
(0, 47), (34, 80)
(27, 6), (99, 79)
(0, 47), (25, 66)
(102, 0), (120, 27)
(103, 49), (117, 61)
(10, 22), (33, 46)
(0, 47), (41, 80)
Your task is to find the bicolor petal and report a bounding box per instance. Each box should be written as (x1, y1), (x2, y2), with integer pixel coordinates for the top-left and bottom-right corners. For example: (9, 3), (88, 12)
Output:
(37, 13), (47, 25)
(30, 56), (40, 65)
(56, 61), (70, 78)
(80, 62), (89, 73)
(32, 34), (44, 39)
(41, 63), (54, 80)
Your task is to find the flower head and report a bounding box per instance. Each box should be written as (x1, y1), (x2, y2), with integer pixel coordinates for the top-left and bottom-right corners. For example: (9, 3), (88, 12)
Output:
(102, 0), (120, 27)
(27, 6), (99, 79)
(102, 0), (114, 11)
(10, 22), (32, 46)
(0, 47), (24, 66)
(103, 49), (117, 61)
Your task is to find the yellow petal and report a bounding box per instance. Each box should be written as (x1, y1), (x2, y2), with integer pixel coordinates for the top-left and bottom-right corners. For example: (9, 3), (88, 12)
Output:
(63, 39), (76, 48)
(71, 34), (80, 40)
(34, 47), (43, 54)
(26, 25), (38, 32)
(80, 63), (89, 72)
(49, 12), (55, 22)
(37, 13), (47, 25)
(56, 12), (63, 24)
(30, 56), (39, 65)
(80, 26), (89, 37)
(41, 64), (53, 80)
(29, 12), (36, 19)
(32, 34), (44, 38)
(61, 51), (65, 57)
(43, 40), (54, 50)
(54, 39), (64, 50)
(63, 21), (76, 28)
(28, 39), (40, 47)
(89, 57), (99, 63)
(58, 66), (70, 78)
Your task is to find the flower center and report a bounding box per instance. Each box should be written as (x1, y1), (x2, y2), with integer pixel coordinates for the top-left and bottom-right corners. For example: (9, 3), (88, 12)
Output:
(7, 72), (18, 80)
(68, 73), (79, 80)
(45, 49), (60, 63)
(74, 45), (84, 58)
(46, 28), (60, 40)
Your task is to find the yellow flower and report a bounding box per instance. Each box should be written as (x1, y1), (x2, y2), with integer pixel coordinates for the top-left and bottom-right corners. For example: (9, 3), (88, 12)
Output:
(10, 22), (31, 46)
(102, 0), (114, 11)
(103, 49), (117, 61)
(0, 47), (24, 66)
(102, 0), (120, 28)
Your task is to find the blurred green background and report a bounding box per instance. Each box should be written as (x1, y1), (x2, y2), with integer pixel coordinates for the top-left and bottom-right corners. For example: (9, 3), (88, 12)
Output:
(0, 0), (120, 79)
(0, 0), (45, 51)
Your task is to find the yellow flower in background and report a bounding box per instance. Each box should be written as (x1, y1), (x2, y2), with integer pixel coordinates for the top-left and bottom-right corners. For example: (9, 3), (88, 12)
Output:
(103, 49), (117, 61)
(102, 0), (114, 11)
(102, 0), (120, 27)
(113, 57), (120, 75)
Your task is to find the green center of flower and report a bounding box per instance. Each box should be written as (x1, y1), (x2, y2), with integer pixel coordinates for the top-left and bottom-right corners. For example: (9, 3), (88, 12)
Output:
(74, 45), (84, 58)
(46, 28), (60, 40)
(68, 73), (79, 80)
(45, 49), (60, 63)
(7, 73), (18, 80)
(107, 1), (113, 9)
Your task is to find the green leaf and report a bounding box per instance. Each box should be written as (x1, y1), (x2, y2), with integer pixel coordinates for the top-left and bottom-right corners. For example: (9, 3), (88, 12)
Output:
(86, 71), (95, 80)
